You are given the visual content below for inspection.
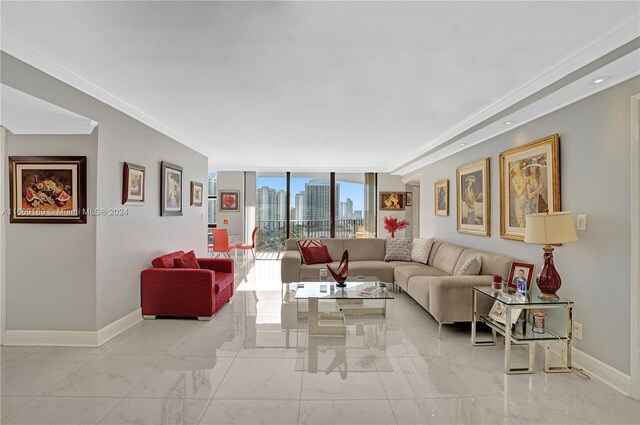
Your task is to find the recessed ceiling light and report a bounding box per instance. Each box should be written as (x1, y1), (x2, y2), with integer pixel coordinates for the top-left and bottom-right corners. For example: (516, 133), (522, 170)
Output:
(504, 121), (516, 126)
(460, 143), (466, 147)
(591, 76), (611, 84)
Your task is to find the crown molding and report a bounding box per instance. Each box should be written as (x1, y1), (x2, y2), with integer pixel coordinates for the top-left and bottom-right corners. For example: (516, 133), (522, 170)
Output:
(0, 32), (206, 157)
(391, 14), (640, 174)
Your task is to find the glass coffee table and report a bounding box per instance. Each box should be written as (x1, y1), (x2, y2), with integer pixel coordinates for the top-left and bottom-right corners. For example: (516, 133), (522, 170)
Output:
(295, 277), (394, 337)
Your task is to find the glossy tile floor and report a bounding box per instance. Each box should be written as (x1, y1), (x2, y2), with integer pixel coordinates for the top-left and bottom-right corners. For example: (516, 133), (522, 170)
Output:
(1, 260), (639, 424)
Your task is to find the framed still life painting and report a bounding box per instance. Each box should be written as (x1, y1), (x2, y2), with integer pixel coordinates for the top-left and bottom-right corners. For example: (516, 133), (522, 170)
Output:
(122, 162), (145, 205)
(8, 156), (87, 224)
(161, 161), (183, 216)
(380, 192), (405, 211)
(434, 179), (449, 216)
(499, 134), (560, 240)
(456, 158), (490, 236)
(191, 182), (203, 206)
(220, 190), (240, 211)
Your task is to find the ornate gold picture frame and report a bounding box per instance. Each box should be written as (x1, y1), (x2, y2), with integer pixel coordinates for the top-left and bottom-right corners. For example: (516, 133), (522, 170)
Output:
(456, 158), (490, 236)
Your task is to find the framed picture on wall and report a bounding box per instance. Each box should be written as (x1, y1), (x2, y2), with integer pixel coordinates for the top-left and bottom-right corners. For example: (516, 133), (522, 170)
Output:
(379, 192), (405, 211)
(8, 156), (87, 224)
(220, 190), (240, 211)
(499, 134), (561, 241)
(160, 161), (183, 216)
(406, 192), (413, 206)
(456, 158), (490, 236)
(434, 179), (449, 216)
(122, 162), (145, 205)
(191, 182), (203, 206)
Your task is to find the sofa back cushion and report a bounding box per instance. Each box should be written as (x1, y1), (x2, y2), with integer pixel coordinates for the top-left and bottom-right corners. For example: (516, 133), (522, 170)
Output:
(427, 240), (444, 266)
(431, 243), (465, 275)
(454, 248), (515, 277)
(286, 238), (345, 262)
(344, 238), (386, 261)
(151, 251), (185, 269)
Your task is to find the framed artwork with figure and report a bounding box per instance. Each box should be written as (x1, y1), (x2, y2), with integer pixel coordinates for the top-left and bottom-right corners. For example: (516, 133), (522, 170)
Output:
(161, 161), (183, 216)
(456, 158), (490, 236)
(434, 179), (448, 216)
(380, 192), (405, 211)
(499, 134), (560, 241)
(122, 162), (145, 205)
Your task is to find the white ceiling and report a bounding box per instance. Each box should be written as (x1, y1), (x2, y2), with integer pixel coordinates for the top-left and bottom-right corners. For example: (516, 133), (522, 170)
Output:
(1, 1), (638, 172)
(0, 84), (98, 135)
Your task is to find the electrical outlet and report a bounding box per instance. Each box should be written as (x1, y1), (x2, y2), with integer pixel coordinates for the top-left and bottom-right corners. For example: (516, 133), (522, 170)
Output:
(573, 322), (583, 340)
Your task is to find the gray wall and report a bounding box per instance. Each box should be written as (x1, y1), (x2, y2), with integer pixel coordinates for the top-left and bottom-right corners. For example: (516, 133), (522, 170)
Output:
(419, 76), (640, 374)
(1, 52), (209, 331)
(5, 133), (98, 331)
(216, 171), (246, 244)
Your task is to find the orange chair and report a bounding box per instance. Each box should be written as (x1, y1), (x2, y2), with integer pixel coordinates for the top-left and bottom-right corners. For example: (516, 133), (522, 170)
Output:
(212, 229), (237, 258)
(236, 227), (258, 260)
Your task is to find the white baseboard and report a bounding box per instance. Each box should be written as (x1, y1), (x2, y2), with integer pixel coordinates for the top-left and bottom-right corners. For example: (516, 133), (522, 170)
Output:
(96, 308), (142, 346)
(543, 342), (631, 396)
(1, 308), (141, 347)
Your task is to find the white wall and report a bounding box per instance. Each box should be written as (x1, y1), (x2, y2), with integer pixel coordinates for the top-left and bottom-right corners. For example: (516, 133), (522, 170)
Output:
(419, 76), (640, 375)
(5, 133), (98, 331)
(216, 171), (245, 243)
(1, 52), (209, 332)
(377, 173), (410, 238)
(0, 127), (7, 342)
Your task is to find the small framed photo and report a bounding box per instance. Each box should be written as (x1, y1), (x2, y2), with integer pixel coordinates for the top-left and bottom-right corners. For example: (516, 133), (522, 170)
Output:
(161, 161), (183, 216)
(220, 190), (240, 211)
(122, 162), (145, 205)
(405, 192), (413, 206)
(434, 179), (449, 216)
(380, 192), (405, 211)
(190, 182), (203, 206)
(489, 301), (522, 325)
(9, 156), (87, 224)
(507, 262), (535, 294)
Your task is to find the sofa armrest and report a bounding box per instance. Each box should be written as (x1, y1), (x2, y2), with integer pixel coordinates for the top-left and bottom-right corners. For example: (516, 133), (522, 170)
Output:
(428, 275), (493, 323)
(141, 269), (216, 316)
(281, 250), (302, 283)
(198, 257), (234, 274)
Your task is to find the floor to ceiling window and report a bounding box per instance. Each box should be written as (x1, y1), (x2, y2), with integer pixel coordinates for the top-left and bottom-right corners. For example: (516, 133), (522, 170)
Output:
(255, 172), (376, 256)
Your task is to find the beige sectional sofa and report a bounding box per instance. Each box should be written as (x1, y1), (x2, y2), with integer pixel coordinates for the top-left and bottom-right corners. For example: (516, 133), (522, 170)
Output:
(281, 238), (516, 334)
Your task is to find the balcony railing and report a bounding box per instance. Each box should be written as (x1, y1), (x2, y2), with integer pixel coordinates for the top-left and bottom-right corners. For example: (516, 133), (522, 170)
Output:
(256, 219), (365, 252)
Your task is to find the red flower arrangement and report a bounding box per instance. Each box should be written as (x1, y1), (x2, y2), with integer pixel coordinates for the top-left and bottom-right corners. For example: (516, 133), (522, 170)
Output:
(384, 216), (410, 238)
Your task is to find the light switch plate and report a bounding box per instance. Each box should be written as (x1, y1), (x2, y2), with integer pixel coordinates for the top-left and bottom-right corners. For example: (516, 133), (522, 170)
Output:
(577, 214), (587, 231)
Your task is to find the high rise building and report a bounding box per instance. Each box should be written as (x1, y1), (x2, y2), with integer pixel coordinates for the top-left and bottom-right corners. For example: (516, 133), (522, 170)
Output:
(256, 186), (277, 222)
(353, 210), (363, 220)
(276, 189), (287, 221)
(304, 179), (340, 221)
(294, 191), (305, 221)
(339, 198), (354, 219)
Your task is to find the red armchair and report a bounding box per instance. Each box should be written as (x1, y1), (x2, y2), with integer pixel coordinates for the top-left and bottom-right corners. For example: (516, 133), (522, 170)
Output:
(141, 251), (235, 320)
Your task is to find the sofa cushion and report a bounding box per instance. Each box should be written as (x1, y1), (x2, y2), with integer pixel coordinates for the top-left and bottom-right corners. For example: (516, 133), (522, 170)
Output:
(394, 264), (448, 288)
(456, 256), (481, 276)
(173, 250), (200, 269)
(384, 238), (413, 262)
(347, 261), (395, 283)
(431, 243), (465, 275)
(406, 276), (435, 310)
(427, 240), (444, 266)
(300, 261), (340, 280)
(411, 238), (434, 264)
(300, 245), (333, 265)
(214, 272), (234, 294)
(151, 251), (185, 269)
(344, 238), (385, 261)
(454, 248), (515, 277)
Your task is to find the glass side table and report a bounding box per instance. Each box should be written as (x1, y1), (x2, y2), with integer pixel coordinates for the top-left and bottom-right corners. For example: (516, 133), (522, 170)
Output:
(471, 286), (573, 375)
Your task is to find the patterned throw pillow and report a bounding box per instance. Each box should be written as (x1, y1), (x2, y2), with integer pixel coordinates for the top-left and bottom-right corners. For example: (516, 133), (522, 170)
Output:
(384, 238), (413, 262)
(411, 237), (434, 264)
(456, 256), (482, 276)
(297, 239), (332, 264)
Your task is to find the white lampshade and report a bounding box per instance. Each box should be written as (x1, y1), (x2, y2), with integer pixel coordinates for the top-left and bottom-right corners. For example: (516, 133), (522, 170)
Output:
(524, 212), (578, 245)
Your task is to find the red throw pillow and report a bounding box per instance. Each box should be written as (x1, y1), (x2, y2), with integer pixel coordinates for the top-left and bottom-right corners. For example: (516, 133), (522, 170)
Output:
(300, 245), (333, 265)
(173, 250), (200, 269)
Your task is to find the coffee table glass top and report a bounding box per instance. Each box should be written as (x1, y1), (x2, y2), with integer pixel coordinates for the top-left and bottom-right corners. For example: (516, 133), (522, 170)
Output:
(473, 286), (573, 306)
(295, 279), (394, 300)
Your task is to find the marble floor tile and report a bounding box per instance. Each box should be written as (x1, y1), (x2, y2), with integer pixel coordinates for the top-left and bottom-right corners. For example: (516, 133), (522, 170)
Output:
(1, 354), (94, 396)
(298, 400), (398, 425)
(128, 356), (233, 399)
(45, 355), (163, 397)
(3, 396), (121, 425)
(214, 357), (302, 399)
(98, 398), (209, 425)
(198, 400), (299, 425)
(0, 396), (34, 422)
(301, 366), (387, 400)
(170, 330), (246, 357)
